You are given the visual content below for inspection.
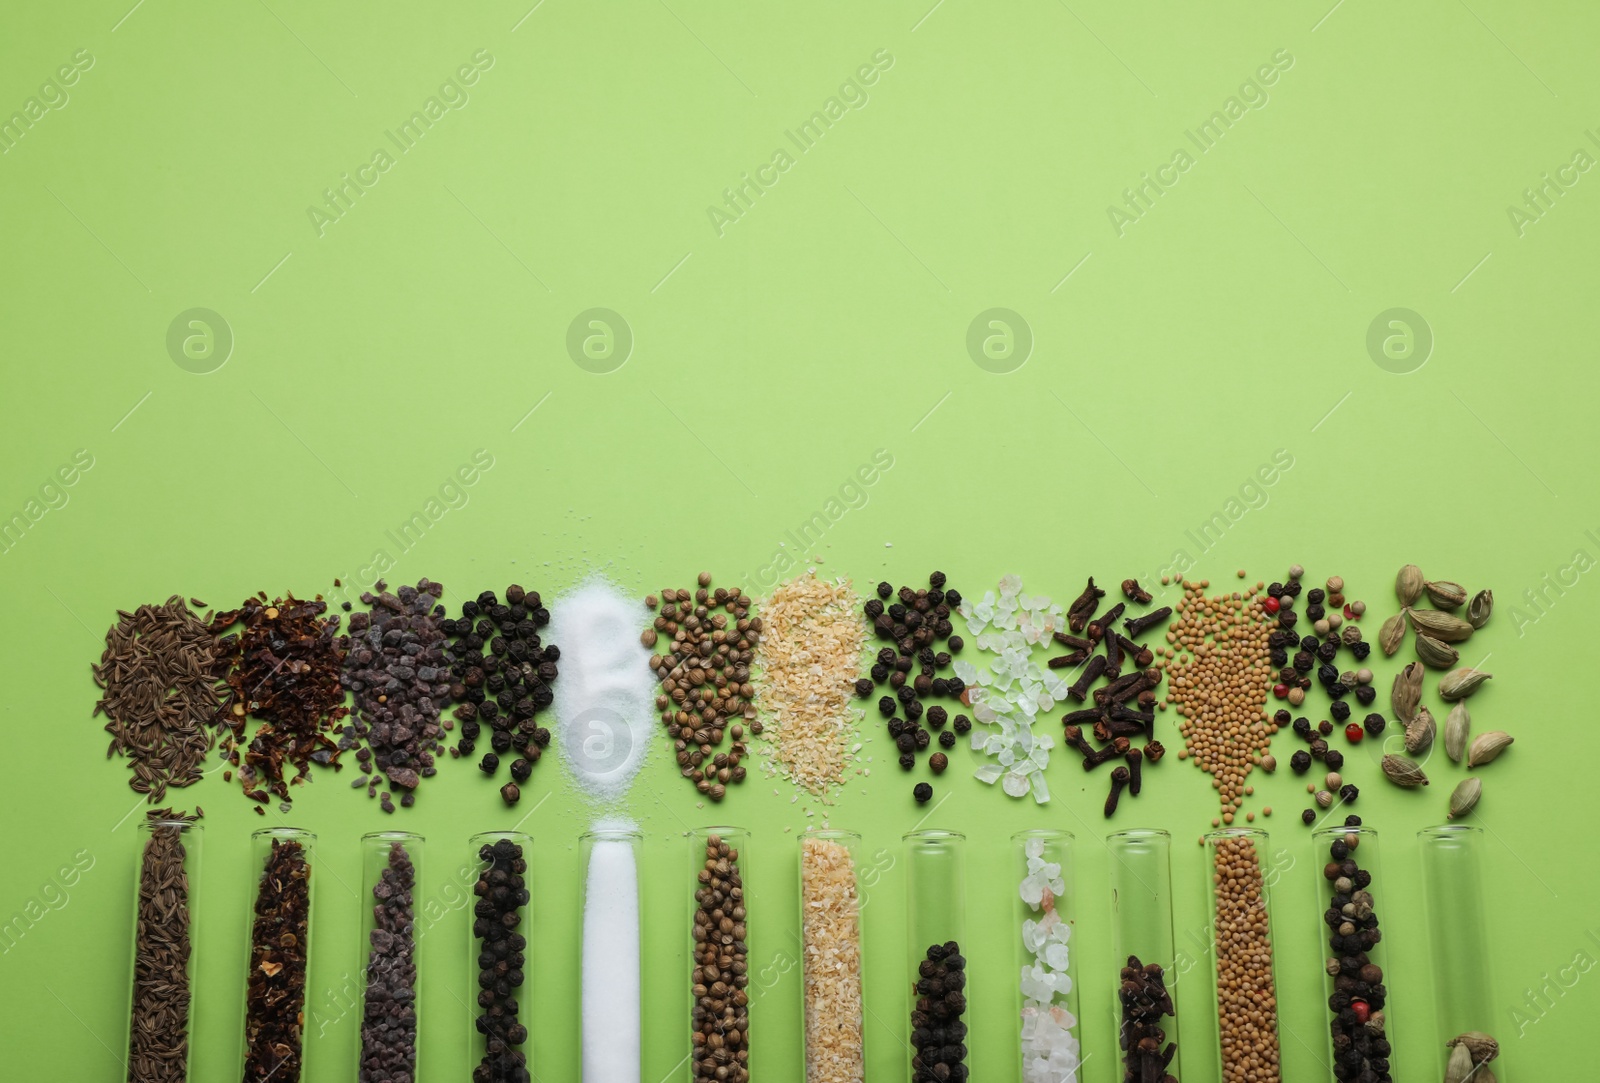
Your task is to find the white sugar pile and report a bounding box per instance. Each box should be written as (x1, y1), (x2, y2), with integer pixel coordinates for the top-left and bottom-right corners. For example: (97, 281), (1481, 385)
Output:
(548, 578), (654, 804)
(582, 822), (641, 1083)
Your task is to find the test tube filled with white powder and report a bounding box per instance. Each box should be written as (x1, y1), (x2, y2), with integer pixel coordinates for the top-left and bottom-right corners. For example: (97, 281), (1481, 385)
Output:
(581, 826), (642, 1083)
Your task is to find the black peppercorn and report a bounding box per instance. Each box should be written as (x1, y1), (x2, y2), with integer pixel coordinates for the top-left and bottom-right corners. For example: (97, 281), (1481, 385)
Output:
(927, 705), (948, 729)
(1325, 749), (1344, 770)
(1364, 713), (1387, 735)
(914, 782), (933, 803)
(877, 581), (893, 599)
(1350, 641), (1371, 660)
(479, 753), (499, 774)
(1291, 750), (1312, 773)
(1354, 685), (1377, 706)
(854, 678), (873, 698)
(1330, 701), (1351, 722)
(1302, 808), (1317, 825)
(938, 730), (955, 749)
(1318, 719), (1334, 736)
(878, 696), (896, 717)
(913, 729), (931, 751)
(1339, 784), (1358, 803)
(1293, 717), (1313, 739)
(898, 752), (915, 770)
(947, 635), (964, 653)
(1345, 814), (1361, 826)
(929, 571), (946, 588)
(952, 714), (971, 735)
(871, 663), (889, 681)
(896, 733), (915, 754)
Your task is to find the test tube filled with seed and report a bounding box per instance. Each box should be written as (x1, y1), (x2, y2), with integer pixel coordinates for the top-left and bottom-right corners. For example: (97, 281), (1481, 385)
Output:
(904, 829), (968, 1082)
(1108, 828), (1179, 1082)
(467, 831), (532, 1083)
(126, 811), (203, 1083)
(1312, 824), (1394, 1082)
(241, 827), (314, 1083)
(799, 830), (867, 1083)
(689, 827), (751, 1083)
(1204, 827), (1281, 1083)
(1013, 829), (1082, 1082)
(358, 832), (422, 1083)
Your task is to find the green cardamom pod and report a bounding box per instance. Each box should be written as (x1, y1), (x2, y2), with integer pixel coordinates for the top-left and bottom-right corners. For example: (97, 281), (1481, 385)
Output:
(1444, 703), (1470, 763)
(1443, 1042), (1473, 1083)
(1407, 607), (1475, 643)
(1424, 579), (1467, 609)
(1448, 776), (1482, 820)
(1447, 1031), (1500, 1064)
(1404, 705), (1436, 753)
(1391, 661), (1423, 722)
(1379, 612), (1406, 656)
(1396, 564), (1425, 607)
(1467, 588), (1493, 629)
(1380, 753), (1428, 787)
(1439, 667), (1493, 701)
(1414, 632), (1459, 669)
(1468, 731), (1514, 767)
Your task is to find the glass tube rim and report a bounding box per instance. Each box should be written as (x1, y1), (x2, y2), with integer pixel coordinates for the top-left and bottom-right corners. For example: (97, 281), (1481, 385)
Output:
(251, 825), (315, 842)
(1202, 826), (1268, 843)
(684, 824), (750, 839)
(902, 827), (965, 843)
(579, 826), (642, 843)
(1010, 827), (1074, 844)
(1416, 823), (1482, 842)
(1312, 823), (1379, 843)
(139, 819), (202, 834)
(361, 830), (424, 844)
(1106, 827), (1169, 844)
(468, 829), (534, 846)
(801, 827), (861, 844)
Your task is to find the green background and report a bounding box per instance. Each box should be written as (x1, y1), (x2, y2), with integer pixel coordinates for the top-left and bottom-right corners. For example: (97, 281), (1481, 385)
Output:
(0, 0), (1594, 1079)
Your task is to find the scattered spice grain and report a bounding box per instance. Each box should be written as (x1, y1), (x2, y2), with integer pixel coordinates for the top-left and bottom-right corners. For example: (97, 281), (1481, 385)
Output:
(95, 598), (225, 803)
(753, 574), (869, 797)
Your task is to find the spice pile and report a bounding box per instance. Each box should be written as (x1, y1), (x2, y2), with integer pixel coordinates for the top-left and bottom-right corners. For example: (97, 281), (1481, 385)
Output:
(799, 836), (865, 1083)
(953, 575), (1070, 804)
(1167, 578), (1276, 823)
(360, 841), (418, 1083)
(1118, 957), (1178, 1083)
(648, 574), (759, 802)
(1045, 577), (1171, 817)
(910, 942), (969, 1083)
(753, 574), (868, 797)
(1319, 823), (1391, 1083)
(243, 837), (311, 1083)
(95, 597), (224, 803)
(343, 580), (450, 812)
(690, 834), (750, 1083)
(1210, 833), (1280, 1083)
(126, 809), (200, 1083)
(471, 838), (529, 1083)
(857, 572), (966, 796)
(213, 593), (350, 811)
(445, 585), (558, 807)
(1017, 838), (1080, 1082)
(1265, 570), (1374, 719)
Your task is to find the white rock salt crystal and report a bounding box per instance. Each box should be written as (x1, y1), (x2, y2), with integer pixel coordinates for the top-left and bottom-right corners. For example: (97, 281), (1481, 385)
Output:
(1002, 771), (1030, 797)
(953, 660), (978, 683)
(1043, 942), (1071, 971)
(974, 764), (1003, 785)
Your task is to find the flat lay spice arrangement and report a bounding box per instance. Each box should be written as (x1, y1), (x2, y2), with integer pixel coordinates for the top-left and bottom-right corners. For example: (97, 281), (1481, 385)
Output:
(126, 810), (201, 1083)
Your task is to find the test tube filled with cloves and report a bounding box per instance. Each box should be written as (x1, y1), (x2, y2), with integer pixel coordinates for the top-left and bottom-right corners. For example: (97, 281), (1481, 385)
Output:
(1108, 829), (1179, 1082)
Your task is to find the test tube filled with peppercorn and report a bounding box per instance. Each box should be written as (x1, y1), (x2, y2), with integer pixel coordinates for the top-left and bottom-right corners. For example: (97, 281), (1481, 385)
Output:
(1107, 828), (1179, 1082)
(125, 813), (203, 1083)
(1311, 825), (1394, 1082)
(688, 827), (751, 1083)
(1014, 829), (1082, 1083)
(904, 829), (969, 1082)
(358, 831), (422, 1083)
(468, 831), (533, 1083)
(798, 830), (867, 1083)
(1418, 825), (1504, 1082)
(241, 827), (315, 1083)
(1204, 827), (1281, 1083)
